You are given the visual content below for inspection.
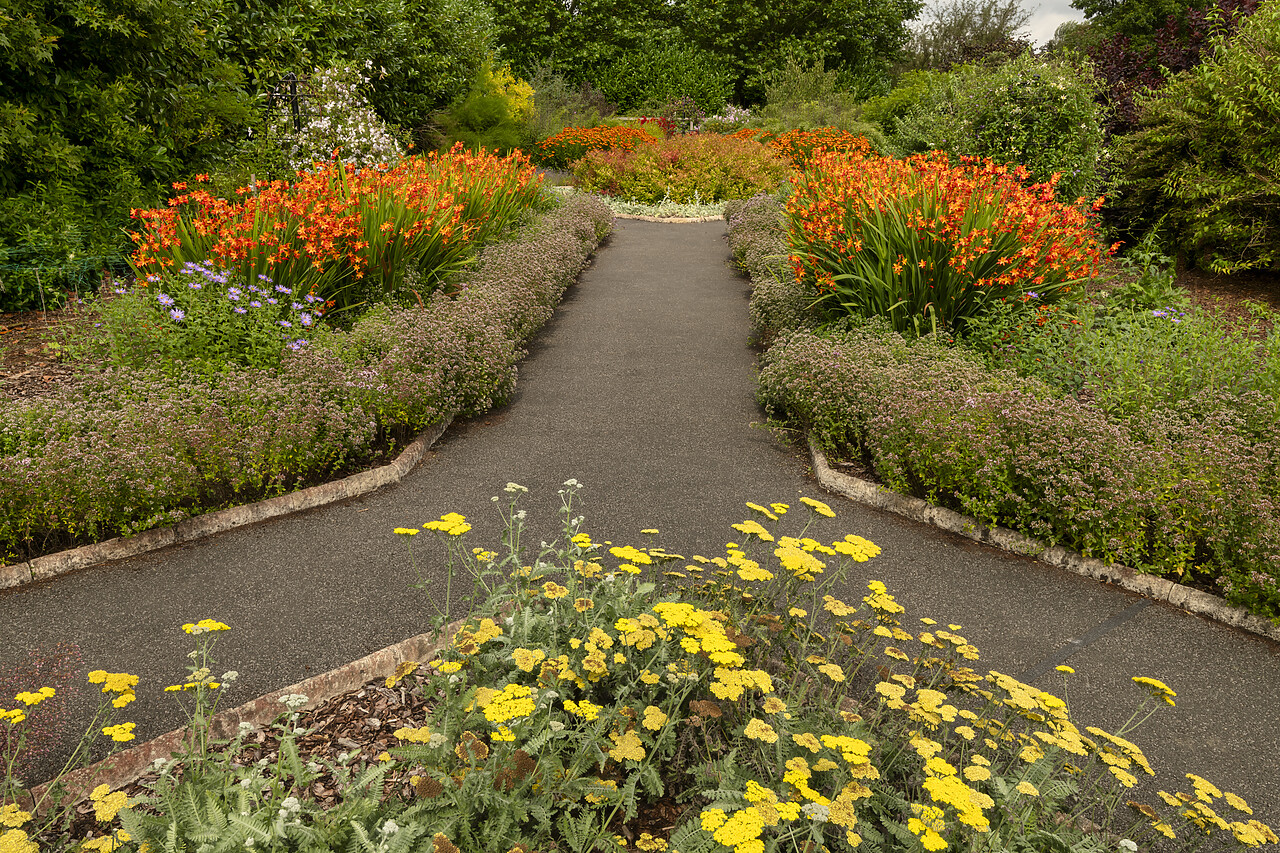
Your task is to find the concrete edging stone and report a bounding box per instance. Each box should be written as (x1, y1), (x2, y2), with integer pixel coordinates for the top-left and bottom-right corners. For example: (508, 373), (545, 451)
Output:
(807, 434), (1280, 644)
(0, 417), (454, 591)
(29, 619), (465, 811)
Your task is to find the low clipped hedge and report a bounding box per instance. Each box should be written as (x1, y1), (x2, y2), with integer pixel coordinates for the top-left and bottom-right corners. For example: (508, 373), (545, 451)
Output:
(728, 193), (1280, 620)
(0, 195), (614, 563)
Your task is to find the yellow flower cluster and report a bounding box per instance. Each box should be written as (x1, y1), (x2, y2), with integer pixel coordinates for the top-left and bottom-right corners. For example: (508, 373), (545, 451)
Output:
(608, 730), (645, 762)
(482, 683), (536, 724)
(180, 618), (229, 635)
(799, 496), (836, 517)
(90, 784), (130, 823)
(424, 512), (471, 536)
(832, 534), (881, 561)
(394, 725), (432, 743)
(13, 687), (54, 707)
(101, 722), (136, 742)
(453, 619), (503, 655)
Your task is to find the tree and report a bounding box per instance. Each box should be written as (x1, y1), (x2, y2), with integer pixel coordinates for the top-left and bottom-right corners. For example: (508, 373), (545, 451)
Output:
(906, 0), (1033, 70)
(680, 0), (924, 103)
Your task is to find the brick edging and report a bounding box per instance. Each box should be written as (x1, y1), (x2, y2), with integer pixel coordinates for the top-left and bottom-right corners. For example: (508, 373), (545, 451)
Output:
(807, 434), (1280, 643)
(28, 620), (465, 811)
(0, 417), (454, 591)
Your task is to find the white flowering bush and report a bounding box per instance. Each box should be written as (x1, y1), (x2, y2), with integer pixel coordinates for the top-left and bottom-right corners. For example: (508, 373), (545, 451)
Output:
(274, 62), (407, 171)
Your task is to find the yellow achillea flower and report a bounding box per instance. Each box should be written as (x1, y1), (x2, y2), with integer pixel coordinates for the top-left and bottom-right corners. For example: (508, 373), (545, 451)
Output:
(393, 527), (419, 536)
(1, 804), (32, 828)
(608, 730), (645, 762)
(1132, 675), (1177, 706)
(770, 502), (789, 514)
(822, 595), (856, 616)
(788, 607), (807, 618)
(424, 512), (471, 536)
(642, 705), (668, 730)
(792, 732), (821, 753)
(1056, 665), (1074, 674)
(394, 726), (432, 743)
(775, 545), (824, 580)
(833, 534), (880, 561)
(574, 597), (594, 612)
(712, 808), (767, 853)
(762, 696), (788, 715)
(701, 808), (728, 832)
(79, 834), (132, 852)
(89, 671), (140, 695)
(90, 785), (129, 822)
(732, 519), (775, 542)
(963, 764), (991, 782)
(800, 496), (836, 517)
(640, 669), (660, 685)
(101, 722), (136, 743)
(13, 687), (54, 707)
(636, 832), (667, 851)
(1016, 780), (1040, 796)
(386, 661), (420, 688)
(609, 544), (651, 565)
(181, 618), (230, 635)
(492, 726), (515, 742)
(745, 502), (778, 521)
(571, 532), (593, 548)
(1187, 773), (1223, 801)
(483, 684), (535, 724)
(512, 648), (546, 672)
(817, 663), (845, 683)
(563, 699), (602, 721)
(542, 581), (569, 599)
(743, 718), (778, 743)
(0, 709), (26, 725)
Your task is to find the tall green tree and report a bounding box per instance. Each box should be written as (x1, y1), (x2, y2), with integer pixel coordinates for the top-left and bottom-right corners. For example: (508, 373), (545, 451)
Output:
(680, 0), (924, 103)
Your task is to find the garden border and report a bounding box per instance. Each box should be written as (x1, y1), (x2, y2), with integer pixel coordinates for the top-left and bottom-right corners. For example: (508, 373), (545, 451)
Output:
(0, 417), (454, 592)
(27, 617), (466, 812)
(613, 213), (725, 223)
(807, 434), (1280, 644)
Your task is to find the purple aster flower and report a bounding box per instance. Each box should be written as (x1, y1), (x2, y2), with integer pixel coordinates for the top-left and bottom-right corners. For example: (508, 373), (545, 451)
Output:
(157, 293), (175, 307)
(249, 300), (262, 308)
(170, 308), (185, 322)
(266, 297), (277, 305)
(233, 306), (247, 314)
(274, 284), (291, 294)
(292, 302), (304, 311)
(299, 314), (313, 327)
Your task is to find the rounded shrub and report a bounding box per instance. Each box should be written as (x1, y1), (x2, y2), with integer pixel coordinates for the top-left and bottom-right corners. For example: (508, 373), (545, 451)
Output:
(890, 52), (1108, 203)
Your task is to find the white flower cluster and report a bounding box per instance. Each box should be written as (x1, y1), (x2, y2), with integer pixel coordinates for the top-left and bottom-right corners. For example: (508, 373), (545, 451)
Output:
(274, 62), (405, 172)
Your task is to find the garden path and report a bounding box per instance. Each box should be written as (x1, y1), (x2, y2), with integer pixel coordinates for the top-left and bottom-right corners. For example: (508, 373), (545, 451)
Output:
(3, 220), (1279, 825)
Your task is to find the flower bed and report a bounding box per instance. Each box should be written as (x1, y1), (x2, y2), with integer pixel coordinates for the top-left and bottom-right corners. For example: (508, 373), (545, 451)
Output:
(0, 196), (613, 564)
(730, 192), (1280, 620)
(535, 125), (658, 170)
(572, 133), (789, 205)
(5, 486), (1273, 851)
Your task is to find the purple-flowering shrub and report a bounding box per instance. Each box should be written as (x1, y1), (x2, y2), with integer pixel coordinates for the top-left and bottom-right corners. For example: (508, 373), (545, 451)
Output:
(0, 195), (613, 563)
(725, 193), (815, 341)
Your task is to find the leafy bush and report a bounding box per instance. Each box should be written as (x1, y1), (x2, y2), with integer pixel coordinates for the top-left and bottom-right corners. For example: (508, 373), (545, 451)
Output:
(128, 148), (545, 315)
(438, 59), (537, 153)
(0, 195), (613, 563)
(9, 487), (1276, 851)
(757, 322), (1280, 616)
(787, 149), (1112, 334)
(573, 134), (790, 204)
(698, 105), (754, 133)
(535, 126), (657, 170)
(1103, 1), (1280, 273)
(592, 37), (734, 114)
(858, 70), (951, 133)
(890, 52), (1109, 202)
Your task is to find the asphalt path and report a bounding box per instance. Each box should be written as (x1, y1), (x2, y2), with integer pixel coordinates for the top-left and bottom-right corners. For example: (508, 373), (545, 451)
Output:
(3, 219), (1279, 830)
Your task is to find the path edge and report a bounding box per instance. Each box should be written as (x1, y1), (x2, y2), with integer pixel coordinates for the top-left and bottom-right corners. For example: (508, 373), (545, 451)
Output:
(807, 434), (1280, 644)
(28, 619), (465, 811)
(0, 417), (454, 591)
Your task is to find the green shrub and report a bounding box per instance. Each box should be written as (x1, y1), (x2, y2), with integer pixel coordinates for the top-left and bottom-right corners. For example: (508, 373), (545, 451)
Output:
(592, 37), (733, 114)
(573, 134), (789, 204)
(438, 59), (537, 153)
(751, 55), (869, 135)
(890, 52), (1108, 202)
(858, 70), (950, 134)
(1103, 1), (1280, 273)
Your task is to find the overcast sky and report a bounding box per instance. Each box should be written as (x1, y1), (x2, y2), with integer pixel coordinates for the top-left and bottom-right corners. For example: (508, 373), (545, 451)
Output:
(1024, 0), (1087, 45)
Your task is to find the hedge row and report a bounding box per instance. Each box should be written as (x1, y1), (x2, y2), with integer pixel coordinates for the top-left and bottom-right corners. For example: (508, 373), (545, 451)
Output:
(0, 195), (614, 563)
